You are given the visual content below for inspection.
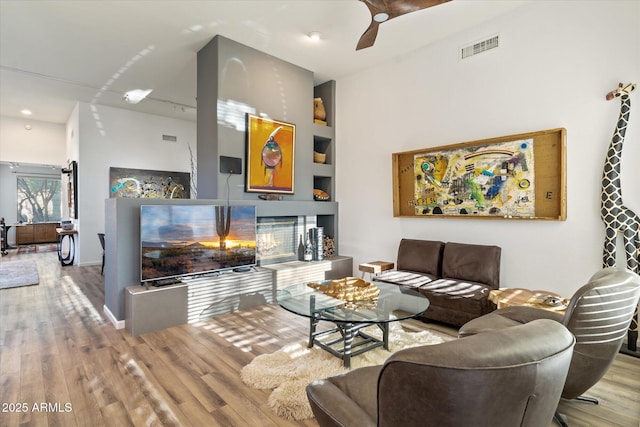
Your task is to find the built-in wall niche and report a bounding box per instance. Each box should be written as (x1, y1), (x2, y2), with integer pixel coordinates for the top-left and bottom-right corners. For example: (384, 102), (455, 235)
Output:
(313, 135), (332, 165)
(312, 81), (335, 206)
(314, 81), (334, 127)
(313, 176), (332, 201)
(317, 214), (335, 243)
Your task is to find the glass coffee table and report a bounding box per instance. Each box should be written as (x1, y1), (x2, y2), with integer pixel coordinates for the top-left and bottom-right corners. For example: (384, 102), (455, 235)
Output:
(277, 280), (429, 367)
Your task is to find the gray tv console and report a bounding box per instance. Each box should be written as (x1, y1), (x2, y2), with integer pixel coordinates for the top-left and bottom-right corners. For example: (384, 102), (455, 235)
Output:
(125, 256), (352, 336)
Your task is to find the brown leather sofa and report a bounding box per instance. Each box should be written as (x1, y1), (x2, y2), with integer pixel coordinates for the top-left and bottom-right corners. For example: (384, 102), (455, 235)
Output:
(373, 239), (501, 326)
(306, 319), (575, 427)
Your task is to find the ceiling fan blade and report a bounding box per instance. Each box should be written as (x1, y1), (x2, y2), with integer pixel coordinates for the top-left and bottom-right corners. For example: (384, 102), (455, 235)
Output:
(356, 0), (452, 50)
(356, 21), (379, 51)
(364, 0), (451, 17)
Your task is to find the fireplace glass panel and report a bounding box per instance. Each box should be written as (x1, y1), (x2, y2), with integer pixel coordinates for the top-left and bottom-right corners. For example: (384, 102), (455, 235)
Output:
(257, 216), (299, 265)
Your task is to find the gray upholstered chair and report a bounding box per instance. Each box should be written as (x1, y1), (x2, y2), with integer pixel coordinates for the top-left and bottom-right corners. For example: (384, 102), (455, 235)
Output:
(306, 319), (575, 427)
(458, 267), (640, 426)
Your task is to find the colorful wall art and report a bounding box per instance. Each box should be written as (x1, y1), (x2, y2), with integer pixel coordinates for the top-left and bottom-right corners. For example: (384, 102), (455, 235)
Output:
(109, 167), (190, 199)
(392, 129), (566, 220)
(413, 139), (536, 217)
(245, 114), (295, 194)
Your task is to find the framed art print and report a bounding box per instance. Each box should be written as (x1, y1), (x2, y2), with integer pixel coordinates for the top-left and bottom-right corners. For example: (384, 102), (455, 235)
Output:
(391, 128), (566, 220)
(109, 167), (190, 199)
(245, 114), (296, 194)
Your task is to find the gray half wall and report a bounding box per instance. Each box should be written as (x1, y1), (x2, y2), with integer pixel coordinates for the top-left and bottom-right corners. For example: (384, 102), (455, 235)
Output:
(197, 35), (314, 201)
(104, 197), (338, 322)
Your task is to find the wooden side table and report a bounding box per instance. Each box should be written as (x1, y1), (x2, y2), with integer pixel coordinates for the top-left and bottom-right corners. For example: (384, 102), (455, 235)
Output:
(359, 261), (394, 279)
(489, 288), (569, 313)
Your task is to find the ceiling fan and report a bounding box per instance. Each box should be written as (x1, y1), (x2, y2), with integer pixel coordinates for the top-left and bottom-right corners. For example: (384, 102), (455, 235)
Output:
(356, 0), (452, 50)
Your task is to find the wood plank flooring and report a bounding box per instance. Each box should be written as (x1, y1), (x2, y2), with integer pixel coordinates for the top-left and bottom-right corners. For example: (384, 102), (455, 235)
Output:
(1, 251), (639, 426)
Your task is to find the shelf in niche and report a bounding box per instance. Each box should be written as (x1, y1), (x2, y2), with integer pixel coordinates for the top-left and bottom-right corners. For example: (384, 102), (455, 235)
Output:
(312, 163), (333, 176)
(317, 214), (335, 239)
(313, 123), (333, 138)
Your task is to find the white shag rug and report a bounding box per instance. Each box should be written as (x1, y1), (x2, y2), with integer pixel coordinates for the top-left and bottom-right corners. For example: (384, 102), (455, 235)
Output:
(0, 260), (39, 289)
(241, 323), (451, 420)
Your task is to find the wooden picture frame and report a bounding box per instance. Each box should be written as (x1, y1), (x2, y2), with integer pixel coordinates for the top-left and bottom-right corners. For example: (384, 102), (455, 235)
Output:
(66, 160), (78, 219)
(245, 114), (295, 194)
(392, 128), (566, 220)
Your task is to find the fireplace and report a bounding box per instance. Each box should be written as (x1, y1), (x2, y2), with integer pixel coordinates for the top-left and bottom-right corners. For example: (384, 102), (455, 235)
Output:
(256, 216), (301, 265)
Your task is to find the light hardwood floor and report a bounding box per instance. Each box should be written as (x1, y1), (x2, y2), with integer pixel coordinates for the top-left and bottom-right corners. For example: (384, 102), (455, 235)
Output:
(1, 251), (639, 427)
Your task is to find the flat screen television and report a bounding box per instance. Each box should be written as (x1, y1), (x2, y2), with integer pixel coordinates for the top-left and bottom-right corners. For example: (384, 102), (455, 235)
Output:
(140, 204), (256, 283)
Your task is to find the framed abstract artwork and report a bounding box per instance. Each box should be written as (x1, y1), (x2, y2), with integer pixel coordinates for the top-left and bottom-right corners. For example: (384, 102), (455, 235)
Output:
(109, 167), (190, 199)
(392, 128), (566, 220)
(245, 114), (295, 194)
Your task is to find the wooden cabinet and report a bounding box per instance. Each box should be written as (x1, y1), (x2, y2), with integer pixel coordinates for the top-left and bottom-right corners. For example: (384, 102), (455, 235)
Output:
(15, 226), (33, 245)
(15, 223), (59, 245)
(35, 223), (58, 242)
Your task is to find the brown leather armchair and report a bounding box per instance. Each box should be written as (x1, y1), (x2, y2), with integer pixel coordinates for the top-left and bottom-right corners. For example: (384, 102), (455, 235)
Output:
(458, 267), (640, 426)
(306, 319), (575, 427)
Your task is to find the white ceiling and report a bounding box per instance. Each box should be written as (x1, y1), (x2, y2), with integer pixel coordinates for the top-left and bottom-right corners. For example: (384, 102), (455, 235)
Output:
(0, 0), (530, 124)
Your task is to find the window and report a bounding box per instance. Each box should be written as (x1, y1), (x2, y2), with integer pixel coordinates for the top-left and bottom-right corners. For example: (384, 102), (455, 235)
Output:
(17, 175), (62, 223)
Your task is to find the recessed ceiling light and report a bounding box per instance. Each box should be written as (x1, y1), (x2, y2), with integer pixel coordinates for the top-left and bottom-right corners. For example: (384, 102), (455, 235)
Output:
(123, 89), (152, 104)
(308, 31), (321, 41)
(373, 12), (389, 22)
(21, 109), (32, 116)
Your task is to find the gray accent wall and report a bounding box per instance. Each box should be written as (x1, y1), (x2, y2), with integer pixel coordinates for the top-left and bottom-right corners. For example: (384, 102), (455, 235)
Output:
(105, 35), (341, 325)
(197, 35), (314, 201)
(104, 197), (339, 322)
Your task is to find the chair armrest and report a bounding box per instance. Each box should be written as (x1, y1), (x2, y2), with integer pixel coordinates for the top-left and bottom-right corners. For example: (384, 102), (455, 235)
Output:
(306, 379), (376, 427)
(458, 305), (564, 337)
(388, 319), (572, 369)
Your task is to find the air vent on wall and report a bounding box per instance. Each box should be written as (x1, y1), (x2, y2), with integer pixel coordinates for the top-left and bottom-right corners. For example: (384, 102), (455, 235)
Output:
(162, 134), (178, 143)
(461, 35), (500, 60)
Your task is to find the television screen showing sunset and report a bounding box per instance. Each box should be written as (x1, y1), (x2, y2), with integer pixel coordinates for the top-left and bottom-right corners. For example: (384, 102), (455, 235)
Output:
(140, 205), (256, 282)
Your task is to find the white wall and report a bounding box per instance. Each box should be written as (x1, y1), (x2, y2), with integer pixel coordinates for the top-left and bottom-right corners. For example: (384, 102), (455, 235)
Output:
(0, 115), (66, 165)
(74, 102), (196, 266)
(336, 0), (640, 296)
(0, 116), (66, 244)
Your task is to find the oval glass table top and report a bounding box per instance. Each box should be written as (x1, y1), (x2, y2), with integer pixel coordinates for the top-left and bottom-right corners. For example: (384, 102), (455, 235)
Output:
(277, 280), (429, 324)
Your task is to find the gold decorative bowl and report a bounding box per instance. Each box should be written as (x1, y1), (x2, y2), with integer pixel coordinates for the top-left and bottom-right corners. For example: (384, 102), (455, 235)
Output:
(313, 189), (329, 201)
(313, 151), (326, 163)
(307, 277), (380, 301)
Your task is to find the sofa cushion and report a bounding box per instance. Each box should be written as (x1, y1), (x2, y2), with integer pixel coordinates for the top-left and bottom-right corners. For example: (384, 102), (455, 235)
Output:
(396, 239), (444, 276)
(418, 278), (495, 316)
(441, 242), (501, 289)
(373, 270), (435, 288)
